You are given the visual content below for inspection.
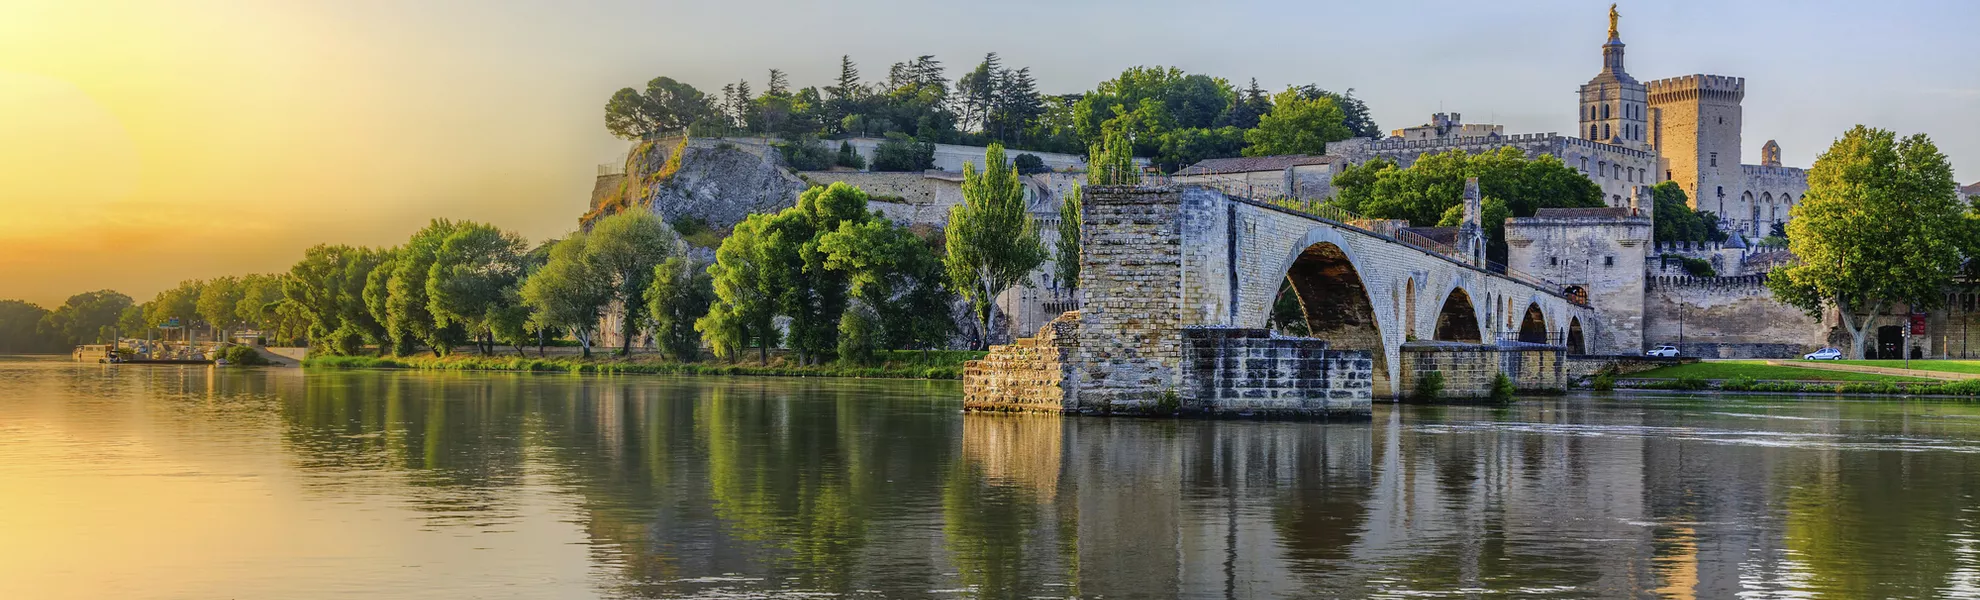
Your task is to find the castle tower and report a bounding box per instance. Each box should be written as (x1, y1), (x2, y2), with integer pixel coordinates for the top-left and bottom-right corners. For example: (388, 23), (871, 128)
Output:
(1578, 4), (1650, 151)
(1760, 140), (1782, 167)
(1646, 74), (1746, 214)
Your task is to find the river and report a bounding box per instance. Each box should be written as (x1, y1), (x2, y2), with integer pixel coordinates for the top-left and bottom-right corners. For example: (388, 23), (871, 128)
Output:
(4, 355), (1980, 598)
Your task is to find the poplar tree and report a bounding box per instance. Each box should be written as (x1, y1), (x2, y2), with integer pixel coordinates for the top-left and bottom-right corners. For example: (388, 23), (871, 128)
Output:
(946, 144), (1046, 348)
(1055, 185), (1083, 294)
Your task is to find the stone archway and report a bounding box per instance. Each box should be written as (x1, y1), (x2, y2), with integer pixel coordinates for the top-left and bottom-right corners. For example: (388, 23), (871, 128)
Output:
(1517, 302), (1550, 344)
(1281, 242), (1388, 392)
(1567, 317), (1587, 355)
(1434, 287), (1482, 344)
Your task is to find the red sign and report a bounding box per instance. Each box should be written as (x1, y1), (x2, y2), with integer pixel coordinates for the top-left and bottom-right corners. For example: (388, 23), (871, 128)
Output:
(1911, 313), (1927, 336)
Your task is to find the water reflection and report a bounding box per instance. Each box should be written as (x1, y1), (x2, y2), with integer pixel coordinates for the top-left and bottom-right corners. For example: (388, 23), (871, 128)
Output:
(7, 358), (1980, 598)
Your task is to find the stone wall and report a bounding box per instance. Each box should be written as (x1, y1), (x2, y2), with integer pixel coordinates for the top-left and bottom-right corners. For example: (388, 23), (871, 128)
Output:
(963, 312), (1080, 412)
(1179, 328), (1372, 417)
(1563, 355), (1698, 381)
(1642, 274), (1829, 358)
(1073, 186), (1187, 408)
(1397, 342), (1567, 398)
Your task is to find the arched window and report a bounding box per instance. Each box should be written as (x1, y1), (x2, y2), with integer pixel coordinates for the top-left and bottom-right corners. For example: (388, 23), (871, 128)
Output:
(1590, 125), (1599, 139)
(1580, 157), (1589, 172)
(1603, 124), (1611, 140)
(1602, 104), (1611, 119)
(1599, 161), (1607, 178)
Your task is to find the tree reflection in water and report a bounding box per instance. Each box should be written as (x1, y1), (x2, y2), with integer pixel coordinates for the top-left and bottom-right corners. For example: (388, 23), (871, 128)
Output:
(248, 369), (1980, 598)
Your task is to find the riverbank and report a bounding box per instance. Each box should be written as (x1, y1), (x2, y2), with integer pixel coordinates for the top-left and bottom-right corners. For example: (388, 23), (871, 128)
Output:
(1614, 359), (1980, 396)
(302, 350), (985, 380)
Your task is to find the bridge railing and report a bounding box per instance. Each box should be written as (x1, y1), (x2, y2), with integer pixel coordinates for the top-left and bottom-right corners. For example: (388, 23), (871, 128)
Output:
(1147, 178), (1588, 307)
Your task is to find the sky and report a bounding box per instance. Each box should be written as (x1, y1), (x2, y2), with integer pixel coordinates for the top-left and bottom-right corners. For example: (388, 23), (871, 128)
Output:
(2, 0), (1976, 308)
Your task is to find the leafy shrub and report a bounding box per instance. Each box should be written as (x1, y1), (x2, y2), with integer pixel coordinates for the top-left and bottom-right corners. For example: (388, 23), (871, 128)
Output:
(1661, 253), (1717, 277)
(1718, 378), (1766, 392)
(872, 133), (935, 172)
(1413, 371), (1444, 402)
(217, 345), (271, 366)
(1489, 373), (1516, 403)
(836, 141), (866, 169)
(1674, 375), (1709, 390)
(1591, 371), (1616, 391)
(1013, 153), (1048, 174)
(775, 137), (834, 171)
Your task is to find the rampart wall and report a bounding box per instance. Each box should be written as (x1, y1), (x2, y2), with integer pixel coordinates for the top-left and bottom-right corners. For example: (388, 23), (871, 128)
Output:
(1642, 275), (1829, 358)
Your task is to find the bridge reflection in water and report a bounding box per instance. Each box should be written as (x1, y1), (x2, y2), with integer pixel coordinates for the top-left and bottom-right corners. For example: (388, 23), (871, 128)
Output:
(16, 363), (1980, 599)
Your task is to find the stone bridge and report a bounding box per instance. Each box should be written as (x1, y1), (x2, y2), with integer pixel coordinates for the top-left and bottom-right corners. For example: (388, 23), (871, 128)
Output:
(964, 183), (1598, 416)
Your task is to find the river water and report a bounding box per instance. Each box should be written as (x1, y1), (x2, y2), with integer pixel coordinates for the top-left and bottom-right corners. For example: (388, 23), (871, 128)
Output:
(5, 356), (1980, 599)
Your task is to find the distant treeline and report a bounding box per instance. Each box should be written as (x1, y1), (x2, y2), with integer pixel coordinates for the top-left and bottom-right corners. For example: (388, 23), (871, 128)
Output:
(605, 53), (1382, 172)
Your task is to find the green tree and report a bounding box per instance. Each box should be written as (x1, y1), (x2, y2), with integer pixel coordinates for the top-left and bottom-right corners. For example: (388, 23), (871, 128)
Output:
(584, 211), (677, 355)
(645, 257), (714, 362)
(1768, 126), (1967, 359)
(699, 215), (780, 363)
(1087, 131), (1139, 186)
(604, 76), (716, 140)
(38, 290), (133, 345)
(145, 280), (205, 343)
(521, 234), (611, 358)
(1650, 181), (1725, 243)
(0, 300), (58, 353)
(235, 274), (286, 333)
(387, 220), (466, 356)
(1333, 147), (1602, 262)
(427, 222), (529, 355)
(197, 276), (245, 344)
(1242, 88), (1350, 157)
(1055, 185), (1083, 293)
(872, 133), (935, 171)
(820, 217), (955, 352)
(946, 144), (1046, 348)
(761, 183), (871, 363)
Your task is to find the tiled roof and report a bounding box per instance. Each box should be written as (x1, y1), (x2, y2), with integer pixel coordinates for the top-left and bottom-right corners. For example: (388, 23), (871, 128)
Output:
(1174, 155), (1337, 176)
(1532, 207), (1631, 219)
(1962, 182), (1980, 197)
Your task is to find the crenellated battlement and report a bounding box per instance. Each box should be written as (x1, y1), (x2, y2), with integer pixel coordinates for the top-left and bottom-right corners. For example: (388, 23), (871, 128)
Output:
(1649, 274), (1769, 289)
(1364, 132), (1654, 160)
(1740, 164), (1807, 180)
(1647, 74), (1746, 102)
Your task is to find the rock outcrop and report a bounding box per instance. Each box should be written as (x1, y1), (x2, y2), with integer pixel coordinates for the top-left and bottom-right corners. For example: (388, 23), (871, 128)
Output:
(585, 137), (807, 232)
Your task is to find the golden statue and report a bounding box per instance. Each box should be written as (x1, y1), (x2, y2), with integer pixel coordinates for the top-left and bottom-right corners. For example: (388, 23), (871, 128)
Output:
(1608, 4), (1620, 39)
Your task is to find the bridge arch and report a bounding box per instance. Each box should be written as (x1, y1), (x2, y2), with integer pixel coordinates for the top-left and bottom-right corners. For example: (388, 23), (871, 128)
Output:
(1433, 286), (1483, 343)
(1267, 233), (1393, 394)
(1567, 317), (1587, 355)
(1517, 302), (1550, 344)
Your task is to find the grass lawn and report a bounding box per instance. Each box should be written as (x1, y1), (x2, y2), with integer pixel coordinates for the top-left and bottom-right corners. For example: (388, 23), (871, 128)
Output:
(1632, 360), (1928, 382)
(1828, 360), (1980, 375)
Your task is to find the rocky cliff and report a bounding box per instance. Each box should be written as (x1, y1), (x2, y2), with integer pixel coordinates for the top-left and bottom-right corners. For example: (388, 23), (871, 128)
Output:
(583, 137), (807, 233)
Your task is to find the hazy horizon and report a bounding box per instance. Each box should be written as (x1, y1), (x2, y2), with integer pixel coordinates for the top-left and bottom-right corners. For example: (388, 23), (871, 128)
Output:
(4, 0), (1975, 307)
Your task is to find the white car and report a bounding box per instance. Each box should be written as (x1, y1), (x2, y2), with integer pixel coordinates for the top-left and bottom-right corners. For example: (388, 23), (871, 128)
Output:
(1645, 345), (1679, 357)
(1803, 347), (1843, 360)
